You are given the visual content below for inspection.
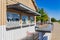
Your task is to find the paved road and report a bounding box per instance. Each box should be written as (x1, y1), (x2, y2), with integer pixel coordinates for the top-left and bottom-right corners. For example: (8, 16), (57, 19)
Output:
(51, 22), (60, 40)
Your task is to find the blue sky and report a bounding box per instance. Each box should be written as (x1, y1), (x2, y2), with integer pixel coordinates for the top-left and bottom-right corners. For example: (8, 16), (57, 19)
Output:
(35, 0), (60, 20)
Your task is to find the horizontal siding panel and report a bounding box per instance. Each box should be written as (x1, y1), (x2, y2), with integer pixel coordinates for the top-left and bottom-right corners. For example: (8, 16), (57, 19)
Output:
(7, 0), (36, 11)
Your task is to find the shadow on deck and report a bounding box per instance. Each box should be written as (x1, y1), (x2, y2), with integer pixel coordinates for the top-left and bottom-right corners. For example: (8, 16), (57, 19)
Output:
(21, 32), (39, 40)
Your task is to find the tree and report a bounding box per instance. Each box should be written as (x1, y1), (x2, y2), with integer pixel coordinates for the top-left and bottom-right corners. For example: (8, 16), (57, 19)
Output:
(51, 18), (57, 22)
(58, 20), (60, 22)
(57, 20), (60, 22)
(36, 16), (41, 22)
(43, 13), (49, 23)
(36, 8), (49, 24)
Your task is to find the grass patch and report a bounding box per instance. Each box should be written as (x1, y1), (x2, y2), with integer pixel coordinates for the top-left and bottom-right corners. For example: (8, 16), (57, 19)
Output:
(58, 22), (60, 23)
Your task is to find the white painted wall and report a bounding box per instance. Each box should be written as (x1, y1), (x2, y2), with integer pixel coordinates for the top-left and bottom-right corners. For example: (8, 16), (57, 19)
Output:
(0, 26), (3, 40)
(0, 25), (35, 40)
(0, 25), (6, 40)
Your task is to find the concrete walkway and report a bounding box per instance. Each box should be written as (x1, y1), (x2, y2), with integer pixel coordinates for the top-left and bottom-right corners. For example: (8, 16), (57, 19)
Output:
(51, 22), (60, 40)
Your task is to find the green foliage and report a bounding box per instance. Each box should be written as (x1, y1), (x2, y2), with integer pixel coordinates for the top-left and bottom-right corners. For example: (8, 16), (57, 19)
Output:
(58, 20), (60, 22)
(57, 20), (60, 23)
(36, 16), (41, 22)
(51, 18), (57, 22)
(36, 8), (49, 23)
(51, 18), (60, 23)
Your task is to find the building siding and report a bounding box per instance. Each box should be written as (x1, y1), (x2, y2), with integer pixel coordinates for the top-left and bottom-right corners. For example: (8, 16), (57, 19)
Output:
(0, 0), (6, 25)
(7, 0), (36, 11)
(0, 0), (37, 40)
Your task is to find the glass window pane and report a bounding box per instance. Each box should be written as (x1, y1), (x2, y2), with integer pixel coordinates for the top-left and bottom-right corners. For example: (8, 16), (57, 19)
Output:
(12, 14), (20, 21)
(7, 12), (20, 21)
(7, 12), (13, 21)
(22, 16), (28, 24)
(30, 16), (34, 23)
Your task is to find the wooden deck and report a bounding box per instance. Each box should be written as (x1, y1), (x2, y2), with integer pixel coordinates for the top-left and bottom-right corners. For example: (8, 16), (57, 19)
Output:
(21, 32), (39, 40)
(51, 22), (60, 40)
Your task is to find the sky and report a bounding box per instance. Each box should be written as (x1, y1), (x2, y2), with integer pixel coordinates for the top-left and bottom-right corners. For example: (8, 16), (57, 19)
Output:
(35, 0), (60, 20)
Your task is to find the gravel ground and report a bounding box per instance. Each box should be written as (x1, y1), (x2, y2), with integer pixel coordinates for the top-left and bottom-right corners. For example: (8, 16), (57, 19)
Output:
(51, 22), (60, 40)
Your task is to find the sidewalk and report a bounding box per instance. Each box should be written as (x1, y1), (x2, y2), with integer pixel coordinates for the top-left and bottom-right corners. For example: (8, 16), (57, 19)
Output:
(51, 22), (60, 40)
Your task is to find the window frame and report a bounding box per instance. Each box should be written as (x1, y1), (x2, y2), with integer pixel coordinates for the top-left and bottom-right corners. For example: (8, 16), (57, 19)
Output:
(6, 11), (21, 30)
(29, 16), (35, 26)
(22, 15), (29, 27)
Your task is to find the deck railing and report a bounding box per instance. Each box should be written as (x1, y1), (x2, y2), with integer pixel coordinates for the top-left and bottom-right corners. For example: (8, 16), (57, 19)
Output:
(35, 22), (53, 33)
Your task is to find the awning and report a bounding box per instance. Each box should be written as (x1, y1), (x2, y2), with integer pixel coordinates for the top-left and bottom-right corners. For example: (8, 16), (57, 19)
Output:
(7, 3), (40, 16)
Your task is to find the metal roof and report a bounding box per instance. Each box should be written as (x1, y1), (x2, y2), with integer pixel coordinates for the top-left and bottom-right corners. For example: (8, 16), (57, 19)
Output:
(7, 3), (40, 16)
